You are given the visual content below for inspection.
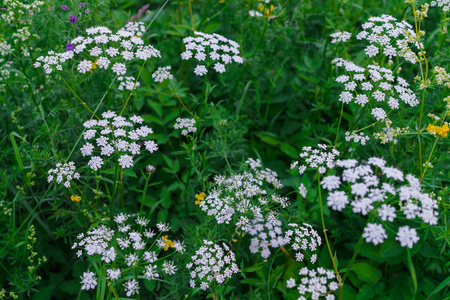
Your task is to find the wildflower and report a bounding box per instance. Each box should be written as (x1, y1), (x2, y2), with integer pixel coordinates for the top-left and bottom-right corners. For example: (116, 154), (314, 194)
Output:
(291, 144), (340, 175)
(187, 240), (239, 290)
(47, 161), (80, 188)
(286, 267), (339, 299)
(80, 112), (158, 171)
(195, 193), (205, 205)
(356, 14), (420, 64)
(80, 272), (97, 290)
(161, 235), (174, 250)
(243, 213), (284, 259)
(60, 5), (69, 11)
(330, 31), (351, 43)
(332, 58), (418, 122)
(362, 223), (387, 245)
(181, 31), (243, 76)
(174, 118), (197, 136)
(71, 195), (81, 202)
(69, 14), (78, 24)
(79, 3), (86, 7)
(320, 158), (438, 247)
(66, 42), (74, 51)
(395, 226), (420, 248)
(152, 66), (173, 83)
(74, 214), (178, 296)
(198, 160), (285, 228)
(34, 22), (161, 91)
(284, 223), (322, 263)
(426, 124), (449, 137)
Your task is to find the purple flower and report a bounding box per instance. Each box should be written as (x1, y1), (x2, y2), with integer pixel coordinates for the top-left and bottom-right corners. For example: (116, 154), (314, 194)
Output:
(66, 42), (74, 52)
(60, 5), (69, 11)
(85, 9), (89, 14)
(79, 3), (86, 8)
(69, 14), (78, 24)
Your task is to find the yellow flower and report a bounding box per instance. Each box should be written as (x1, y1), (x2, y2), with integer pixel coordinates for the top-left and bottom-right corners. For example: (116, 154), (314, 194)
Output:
(70, 195), (81, 202)
(195, 192), (205, 205)
(89, 60), (97, 72)
(161, 235), (174, 251)
(426, 124), (449, 137)
(265, 5), (274, 18)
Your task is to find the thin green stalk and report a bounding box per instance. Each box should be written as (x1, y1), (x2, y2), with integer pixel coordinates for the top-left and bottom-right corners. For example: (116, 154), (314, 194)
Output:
(140, 172), (152, 214)
(56, 71), (100, 119)
(334, 102), (345, 148)
(188, 0), (196, 31)
(168, 81), (196, 118)
(317, 174), (342, 283)
(119, 61), (146, 116)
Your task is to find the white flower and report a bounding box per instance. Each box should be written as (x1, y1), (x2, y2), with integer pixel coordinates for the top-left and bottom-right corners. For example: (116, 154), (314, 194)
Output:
(396, 226), (419, 248)
(80, 272), (97, 290)
(77, 60), (93, 74)
(378, 204), (396, 222)
(321, 176), (341, 190)
(118, 154), (134, 168)
(152, 66), (173, 83)
(362, 223), (387, 245)
(112, 63), (127, 75)
(144, 140), (158, 153)
(194, 65), (208, 76)
(47, 161), (80, 188)
(123, 279), (139, 297)
(106, 269), (121, 281)
(88, 156), (104, 171)
(327, 191), (349, 211)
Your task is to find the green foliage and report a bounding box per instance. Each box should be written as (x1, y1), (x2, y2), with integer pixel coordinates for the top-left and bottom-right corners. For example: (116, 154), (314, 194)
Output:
(0, 0), (450, 299)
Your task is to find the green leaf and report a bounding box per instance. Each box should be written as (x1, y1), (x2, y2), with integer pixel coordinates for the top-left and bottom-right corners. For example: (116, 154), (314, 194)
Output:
(426, 274), (450, 298)
(406, 248), (417, 296)
(58, 280), (80, 295)
(352, 262), (382, 283)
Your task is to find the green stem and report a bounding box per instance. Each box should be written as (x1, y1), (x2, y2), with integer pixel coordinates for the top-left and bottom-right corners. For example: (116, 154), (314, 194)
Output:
(119, 61), (146, 116)
(56, 71), (100, 119)
(317, 173), (342, 283)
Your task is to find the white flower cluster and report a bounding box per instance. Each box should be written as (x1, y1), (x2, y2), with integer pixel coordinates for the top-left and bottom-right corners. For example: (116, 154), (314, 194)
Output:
(181, 31), (243, 76)
(1, 0), (44, 25)
(0, 59), (13, 91)
(243, 213), (284, 259)
(345, 131), (370, 145)
(152, 66), (173, 83)
(47, 161), (80, 188)
(174, 117), (197, 136)
(80, 111), (158, 170)
(199, 159), (287, 228)
(118, 76), (140, 91)
(286, 267), (339, 300)
(290, 144), (340, 175)
(333, 58), (418, 121)
(330, 31), (351, 44)
(34, 22), (160, 89)
(321, 157), (438, 248)
(0, 41), (13, 56)
(356, 14), (421, 64)
(249, 10), (263, 17)
(430, 1), (450, 12)
(284, 223), (322, 263)
(186, 240), (239, 290)
(73, 213), (183, 296)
